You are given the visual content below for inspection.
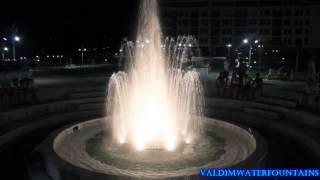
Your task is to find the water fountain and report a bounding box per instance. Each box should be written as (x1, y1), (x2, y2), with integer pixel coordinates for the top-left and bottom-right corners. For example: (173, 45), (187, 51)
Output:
(33, 0), (266, 179)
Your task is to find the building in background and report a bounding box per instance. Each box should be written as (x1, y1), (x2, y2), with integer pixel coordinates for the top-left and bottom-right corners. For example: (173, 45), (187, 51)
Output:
(159, 0), (320, 68)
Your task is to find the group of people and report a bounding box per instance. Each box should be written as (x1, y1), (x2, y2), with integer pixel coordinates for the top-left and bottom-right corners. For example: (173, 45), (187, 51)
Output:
(0, 78), (37, 110)
(216, 71), (263, 100)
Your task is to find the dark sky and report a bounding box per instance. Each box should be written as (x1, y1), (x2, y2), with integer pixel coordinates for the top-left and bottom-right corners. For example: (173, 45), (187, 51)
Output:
(0, 0), (140, 56)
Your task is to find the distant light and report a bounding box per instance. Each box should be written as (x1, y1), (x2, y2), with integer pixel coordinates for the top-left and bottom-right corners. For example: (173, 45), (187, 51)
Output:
(3, 37), (7, 41)
(188, 43), (192, 47)
(254, 40), (259, 44)
(178, 43), (182, 47)
(104, 59), (108, 62)
(226, 43), (232, 48)
(243, 39), (249, 44)
(52, 55), (55, 58)
(145, 39), (150, 44)
(115, 53), (118, 56)
(57, 55), (60, 58)
(275, 50), (279, 53)
(83, 48), (87, 51)
(14, 36), (20, 42)
(61, 55), (64, 58)
(282, 57), (285, 60)
(37, 59), (40, 62)
(23, 57), (27, 60)
(46, 55), (49, 58)
(253, 61), (257, 64)
(78, 48), (81, 52)
(19, 57), (23, 60)
(3, 47), (8, 51)
(119, 49), (123, 53)
(36, 55), (39, 58)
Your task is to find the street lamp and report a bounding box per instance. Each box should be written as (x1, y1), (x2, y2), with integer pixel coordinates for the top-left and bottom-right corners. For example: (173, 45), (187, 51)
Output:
(242, 38), (259, 66)
(14, 36), (20, 42)
(257, 44), (264, 67)
(226, 43), (232, 55)
(12, 35), (20, 61)
(2, 47), (9, 61)
(78, 48), (87, 65)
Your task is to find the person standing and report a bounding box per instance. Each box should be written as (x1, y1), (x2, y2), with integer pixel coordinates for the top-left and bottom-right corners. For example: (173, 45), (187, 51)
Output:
(216, 72), (226, 97)
(230, 73), (241, 98)
(241, 74), (252, 100)
(252, 73), (263, 99)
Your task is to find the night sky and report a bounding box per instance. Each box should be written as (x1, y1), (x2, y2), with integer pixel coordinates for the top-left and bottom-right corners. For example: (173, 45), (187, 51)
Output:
(0, 0), (140, 56)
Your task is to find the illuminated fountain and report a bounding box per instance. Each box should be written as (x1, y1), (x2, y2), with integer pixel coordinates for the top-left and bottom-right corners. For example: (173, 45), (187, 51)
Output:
(106, 0), (205, 151)
(34, 0), (265, 179)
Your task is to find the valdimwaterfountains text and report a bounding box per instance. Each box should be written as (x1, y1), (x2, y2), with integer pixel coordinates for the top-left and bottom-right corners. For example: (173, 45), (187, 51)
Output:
(106, 0), (204, 151)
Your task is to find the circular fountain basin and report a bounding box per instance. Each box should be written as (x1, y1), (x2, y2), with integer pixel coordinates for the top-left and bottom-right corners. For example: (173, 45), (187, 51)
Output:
(36, 117), (266, 180)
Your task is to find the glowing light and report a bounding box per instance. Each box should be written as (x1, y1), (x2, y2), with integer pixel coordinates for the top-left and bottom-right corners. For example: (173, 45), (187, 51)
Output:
(3, 47), (8, 51)
(254, 40), (259, 44)
(226, 43), (232, 48)
(243, 39), (249, 44)
(14, 36), (20, 42)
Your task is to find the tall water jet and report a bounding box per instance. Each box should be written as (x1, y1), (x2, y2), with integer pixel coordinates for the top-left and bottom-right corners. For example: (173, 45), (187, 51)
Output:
(106, 0), (204, 151)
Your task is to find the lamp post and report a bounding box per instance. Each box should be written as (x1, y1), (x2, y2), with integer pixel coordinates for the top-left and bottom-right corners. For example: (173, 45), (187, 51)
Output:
(243, 38), (258, 66)
(12, 36), (20, 61)
(257, 44), (264, 68)
(78, 48), (87, 65)
(226, 43), (232, 56)
(2, 47), (8, 61)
